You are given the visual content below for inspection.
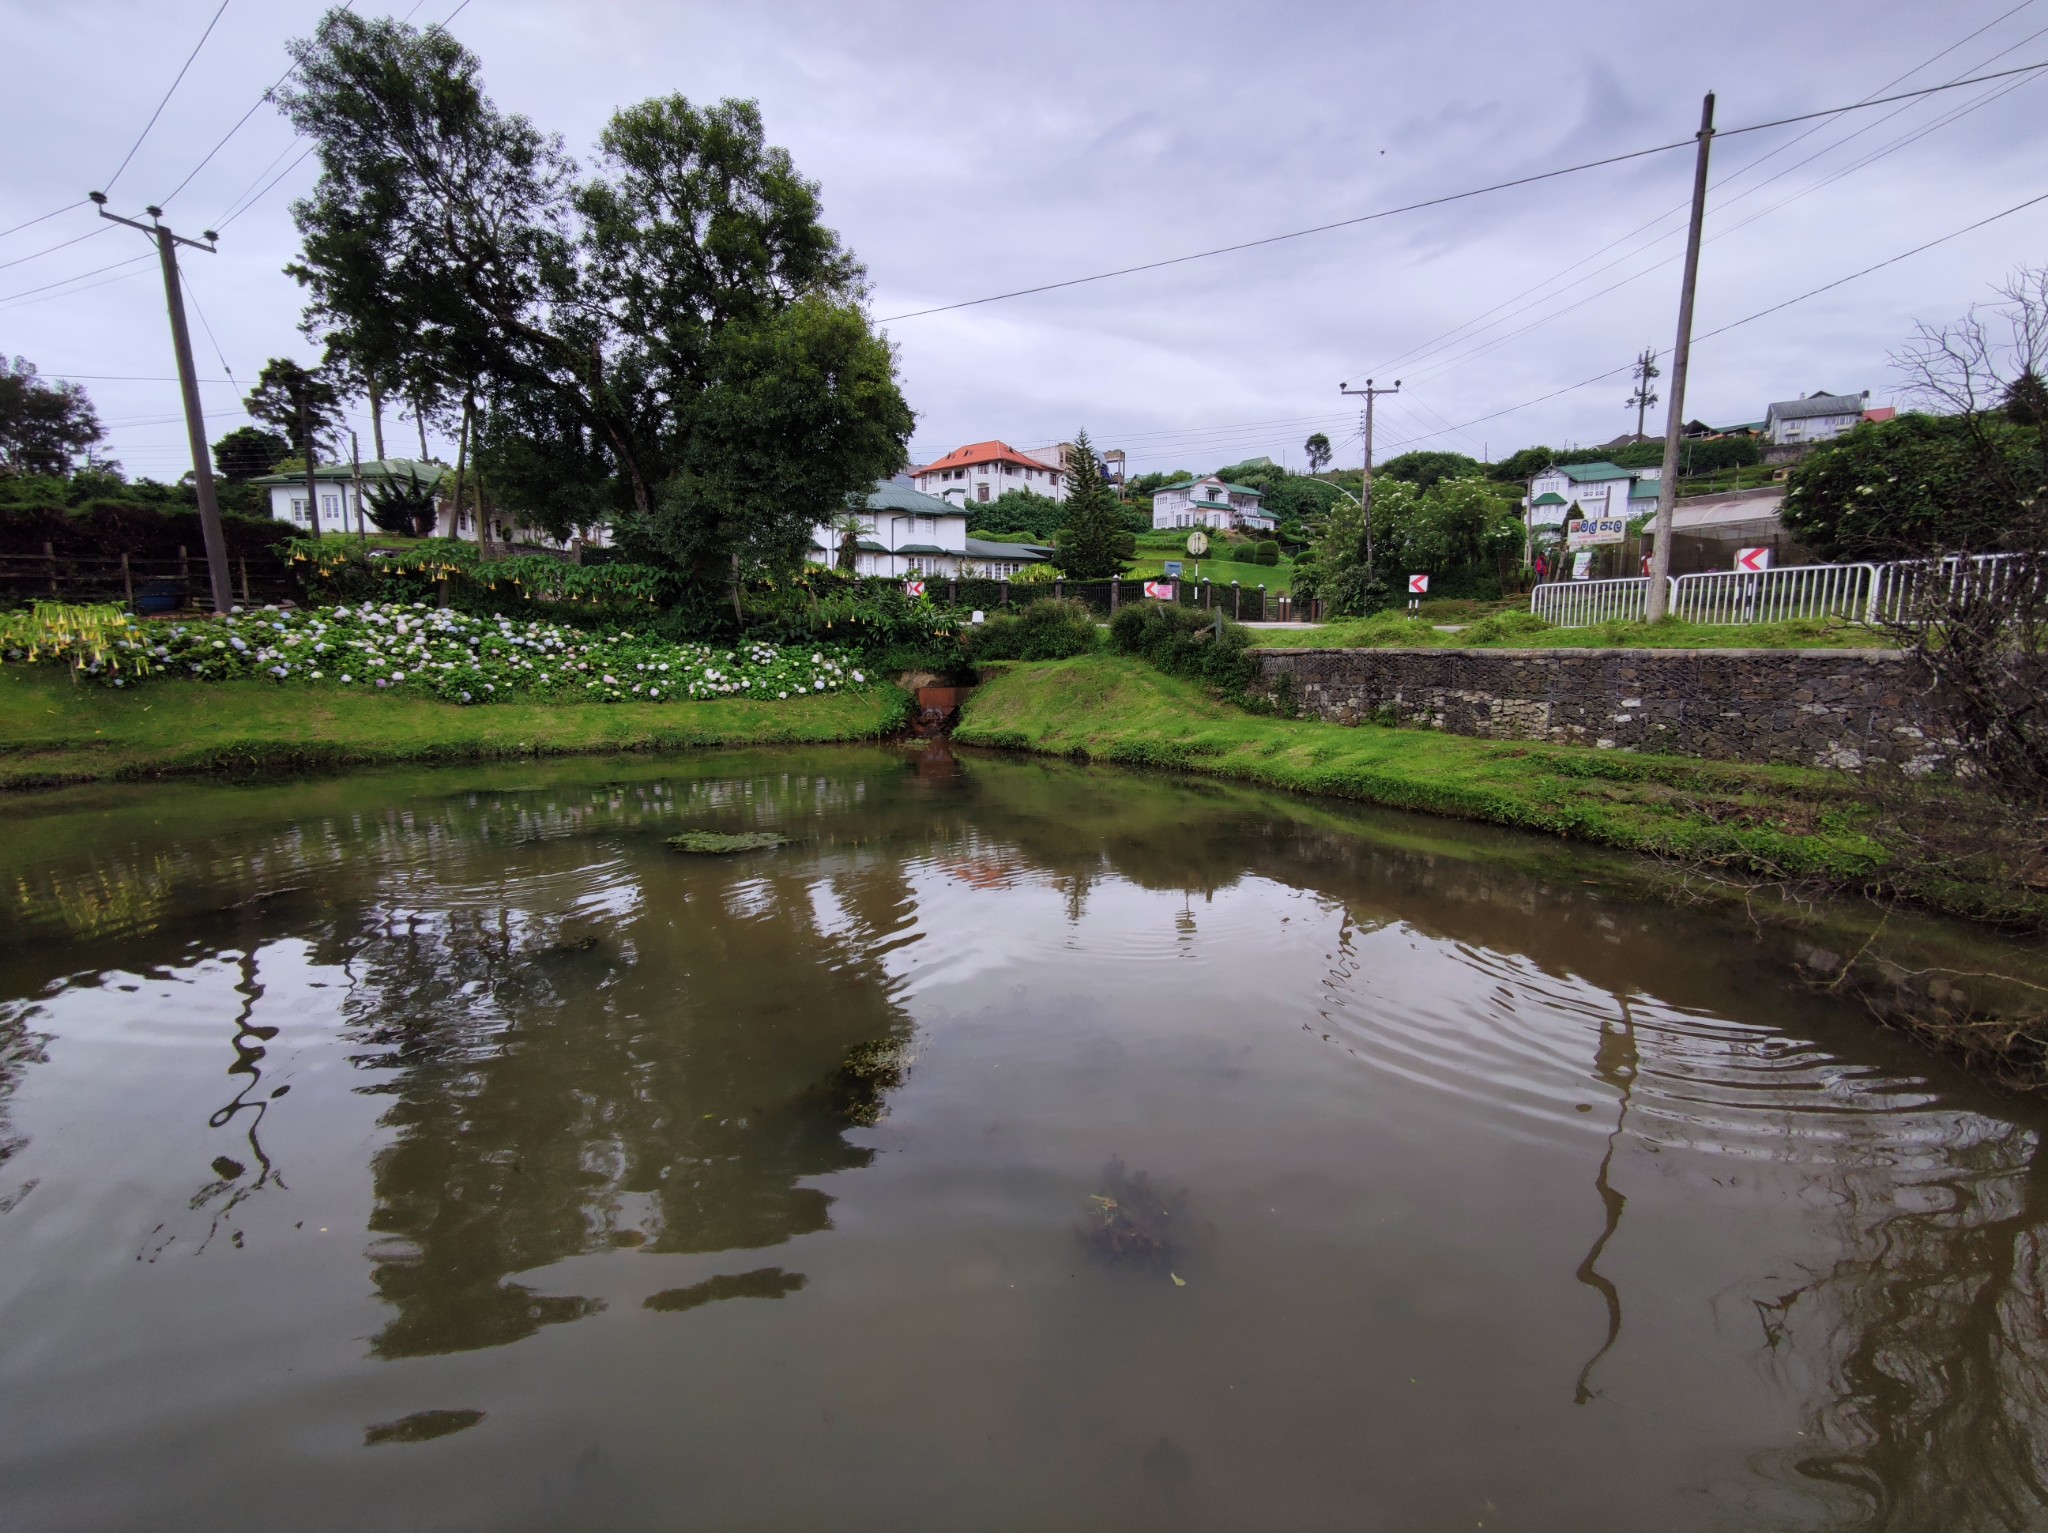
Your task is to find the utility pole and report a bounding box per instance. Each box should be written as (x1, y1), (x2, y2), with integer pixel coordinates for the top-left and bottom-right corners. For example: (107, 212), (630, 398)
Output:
(90, 193), (233, 613)
(1645, 94), (1715, 622)
(1338, 377), (1400, 566)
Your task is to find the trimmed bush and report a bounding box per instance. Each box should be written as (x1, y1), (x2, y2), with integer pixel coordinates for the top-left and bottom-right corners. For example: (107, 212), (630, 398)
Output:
(1255, 540), (1280, 566)
(1230, 543), (1258, 564)
(1107, 599), (1256, 696)
(968, 597), (1099, 661)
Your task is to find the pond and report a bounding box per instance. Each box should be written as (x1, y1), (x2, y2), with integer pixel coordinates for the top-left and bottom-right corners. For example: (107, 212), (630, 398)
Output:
(0, 746), (2043, 1532)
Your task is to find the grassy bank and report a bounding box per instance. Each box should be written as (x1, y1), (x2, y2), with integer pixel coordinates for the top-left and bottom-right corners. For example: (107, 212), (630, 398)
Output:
(0, 667), (912, 788)
(1251, 611), (1895, 650)
(957, 656), (1887, 876)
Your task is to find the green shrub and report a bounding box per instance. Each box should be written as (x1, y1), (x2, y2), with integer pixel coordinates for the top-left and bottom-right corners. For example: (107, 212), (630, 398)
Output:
(1255, 540), (1280, 566)
(1107, 600), (1256, 696)
(967, 597), (1099, 661)
(1460, 610), (1553, 644)
(1230, 543), (1257, 564)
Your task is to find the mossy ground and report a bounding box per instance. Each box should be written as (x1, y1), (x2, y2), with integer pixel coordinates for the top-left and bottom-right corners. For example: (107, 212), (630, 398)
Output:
(0, 666), (911, 788)
(957, 655), (2035, 926)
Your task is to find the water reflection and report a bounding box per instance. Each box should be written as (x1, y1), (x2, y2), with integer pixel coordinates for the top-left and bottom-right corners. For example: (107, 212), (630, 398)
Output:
(2, 749), (2047, 1530)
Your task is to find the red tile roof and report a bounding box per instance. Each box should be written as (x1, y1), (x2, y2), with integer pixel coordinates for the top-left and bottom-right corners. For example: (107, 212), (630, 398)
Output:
(1862, 406), (1896, 423)
(911, 440), (1054, 478)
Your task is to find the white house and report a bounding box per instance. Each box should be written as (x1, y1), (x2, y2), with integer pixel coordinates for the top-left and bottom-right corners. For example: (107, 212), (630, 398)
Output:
(1150, 475), (1275, 533)
(1525, 460), (1662, 536)
(1763, 390), (1869, 447)
(910, 441), (1069, 507)
(251, 458), (610, 550)
(809, 479), (1052, 579)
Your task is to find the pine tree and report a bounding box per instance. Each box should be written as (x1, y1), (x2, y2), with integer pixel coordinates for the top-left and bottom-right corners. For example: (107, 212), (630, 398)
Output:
(1054, 429), (1129, 578)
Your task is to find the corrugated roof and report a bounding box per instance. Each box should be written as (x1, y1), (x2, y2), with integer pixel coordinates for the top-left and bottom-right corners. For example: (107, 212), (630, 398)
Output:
(865, 481), (964, 516)
(1156, 477), (1264, 499)
(1767, 391), (1865, 421)
(1530, 491), (1568, 506)
(911, 440), (1055, 478)
(1628, 479), (1661, 499)
(249, 457), (447, 487)
(1551, 461), (1636, 483)
(964, 537), (1051, 561)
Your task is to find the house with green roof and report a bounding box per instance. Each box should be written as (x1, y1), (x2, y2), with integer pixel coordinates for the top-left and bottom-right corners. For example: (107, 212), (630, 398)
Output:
(1150, 474), (1275, 533)
(249, 457), (613, 550)
(807, 478), (1052, 580)
(250, 458), (448, 536)
(1524, 459), (1662, 542)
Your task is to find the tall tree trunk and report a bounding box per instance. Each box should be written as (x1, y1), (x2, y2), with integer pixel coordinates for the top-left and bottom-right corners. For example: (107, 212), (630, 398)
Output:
(450, 396), (471, 544)
(414, 395), (431, 460)
(301, 387), (322, 541)
(368, 378), (387, 462)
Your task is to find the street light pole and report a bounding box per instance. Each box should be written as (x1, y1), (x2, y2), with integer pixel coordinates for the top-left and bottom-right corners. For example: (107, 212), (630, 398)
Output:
(90, 192), (234, 614)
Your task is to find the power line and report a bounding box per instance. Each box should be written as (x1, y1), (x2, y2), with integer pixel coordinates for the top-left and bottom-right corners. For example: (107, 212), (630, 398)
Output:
(0, 223), (109, 273)
(218, 143), (318, 229)
(1373, 186), (2048, 455)
(876, 60), (2048, 325)
(1345, 14), (2048, 386)
(103, 0), (234, 194)
(0, 201), (88, 242)
(0, 265), (156, 313)
(0, 252), (156, 305)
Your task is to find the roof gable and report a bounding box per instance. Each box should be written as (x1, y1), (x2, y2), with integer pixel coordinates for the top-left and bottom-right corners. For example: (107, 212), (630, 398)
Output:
(865, 481), (964, 516)
(912, 440), (1054, 476)
(1767, 391), (1866, 420)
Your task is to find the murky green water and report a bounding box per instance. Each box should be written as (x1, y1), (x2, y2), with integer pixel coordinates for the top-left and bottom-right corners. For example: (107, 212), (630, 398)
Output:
(1, 746), (2044, 1532)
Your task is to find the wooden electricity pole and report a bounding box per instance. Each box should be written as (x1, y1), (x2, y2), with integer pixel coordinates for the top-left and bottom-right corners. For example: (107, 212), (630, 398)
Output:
(90, 193), (233, 613)
(1645, 94), (1716, 622)
(1339, 377), (1400, 567)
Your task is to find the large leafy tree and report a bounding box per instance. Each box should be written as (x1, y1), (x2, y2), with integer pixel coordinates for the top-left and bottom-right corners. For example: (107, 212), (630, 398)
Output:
(0, 357), (103, 476)
(279, 10), (911, 599)
(1782, 413), (2038, 559)
(245, 358), (344, 460)
(212, 425), (292, 482)
(1054, 431), (1130, 579)
(1303, 432), (1332, 474)
(1378, 449), (1482, 491)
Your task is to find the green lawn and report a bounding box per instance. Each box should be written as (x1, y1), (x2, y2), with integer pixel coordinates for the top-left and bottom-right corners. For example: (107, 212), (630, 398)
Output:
(0, 666), (912, 789)
(1249, 610), (1896, 650)
(1129, 529), (1295, 594)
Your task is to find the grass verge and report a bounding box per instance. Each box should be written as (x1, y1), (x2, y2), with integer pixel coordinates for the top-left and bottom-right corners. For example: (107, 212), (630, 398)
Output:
(1251, 610), (1895, 650)
(957, 654), (1942, 897)
(0, 667), (912, 789)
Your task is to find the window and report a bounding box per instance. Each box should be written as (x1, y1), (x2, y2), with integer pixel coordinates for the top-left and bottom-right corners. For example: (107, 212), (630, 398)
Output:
(321, 493), (341, 516)
(289, 497), (308, 522)
(976, 485), (989, 502)
(915, 514), (935, 536)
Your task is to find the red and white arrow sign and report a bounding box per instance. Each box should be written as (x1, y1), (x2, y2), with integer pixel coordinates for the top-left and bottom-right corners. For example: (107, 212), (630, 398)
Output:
(1735, 547), (1771, 573)
(1408, 574), (1430, 594)
(903, 579), (927, 597)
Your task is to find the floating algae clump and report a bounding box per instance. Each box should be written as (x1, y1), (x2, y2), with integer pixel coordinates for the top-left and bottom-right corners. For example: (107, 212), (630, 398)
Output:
(822, 1037), (911, 1126)
(667, 830), (790, 854)
(1075, 1157), (1208, 1266)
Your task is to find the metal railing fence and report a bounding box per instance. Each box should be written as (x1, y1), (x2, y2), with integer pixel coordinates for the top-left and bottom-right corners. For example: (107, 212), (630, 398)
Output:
(1532, 552), (2028, 628)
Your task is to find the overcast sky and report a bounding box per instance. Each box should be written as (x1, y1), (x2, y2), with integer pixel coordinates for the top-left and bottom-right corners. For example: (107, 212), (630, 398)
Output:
(3, 0), (2045, 483)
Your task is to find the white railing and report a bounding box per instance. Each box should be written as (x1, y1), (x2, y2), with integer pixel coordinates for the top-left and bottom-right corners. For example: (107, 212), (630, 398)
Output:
(1670, 562), (1878, 625)
(1870, 553), (2018, 622)
(1529, 576), (1667, 626)
(1530, 553), (2028, 628)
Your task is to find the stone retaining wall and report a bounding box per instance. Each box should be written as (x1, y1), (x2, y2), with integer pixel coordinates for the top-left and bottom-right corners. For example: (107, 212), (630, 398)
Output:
(1251, 647), (1951, 772)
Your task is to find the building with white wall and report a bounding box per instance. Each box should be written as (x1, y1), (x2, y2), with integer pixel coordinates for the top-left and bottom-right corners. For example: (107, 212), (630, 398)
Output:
(1524, 461), (1662, 536)
(1150, 475), (1275, 533)
(1763, 390), (1870, 446)
(809, 480), (1052, 579)
(909, 441), (1068, 507)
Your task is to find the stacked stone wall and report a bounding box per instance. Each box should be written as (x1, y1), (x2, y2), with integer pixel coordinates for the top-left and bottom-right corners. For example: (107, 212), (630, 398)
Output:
(1251, 647), (1950, 772)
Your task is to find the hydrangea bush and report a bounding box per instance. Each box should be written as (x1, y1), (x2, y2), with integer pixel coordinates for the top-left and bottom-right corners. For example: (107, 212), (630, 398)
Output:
(4, 601), (868, 706)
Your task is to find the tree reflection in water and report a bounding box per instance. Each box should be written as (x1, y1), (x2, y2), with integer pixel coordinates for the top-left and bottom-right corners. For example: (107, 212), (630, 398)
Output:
(335, 824), (920, 1359)
(1572, 997), (1638, 1405)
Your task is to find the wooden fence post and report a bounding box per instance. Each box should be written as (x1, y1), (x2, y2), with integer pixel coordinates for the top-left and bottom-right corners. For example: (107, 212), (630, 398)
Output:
(121, 552), (133, 606)
(179, 545), (191, 591)
(1001, 579), (1010, 608)
(1054, 578), (1063, 601)
(238, 557), (251, 605)
(1110, 578), (1119, 612)
(1233, 582), (1241, 619)
(44, 541), (58, 595)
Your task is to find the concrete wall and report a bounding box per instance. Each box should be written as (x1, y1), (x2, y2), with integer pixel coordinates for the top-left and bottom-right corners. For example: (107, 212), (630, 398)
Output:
(1251, 647), (1952, 773)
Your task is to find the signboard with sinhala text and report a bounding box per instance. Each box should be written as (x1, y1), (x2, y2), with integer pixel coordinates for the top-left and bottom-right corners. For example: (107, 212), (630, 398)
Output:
(1566, 516), (1628, 548)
